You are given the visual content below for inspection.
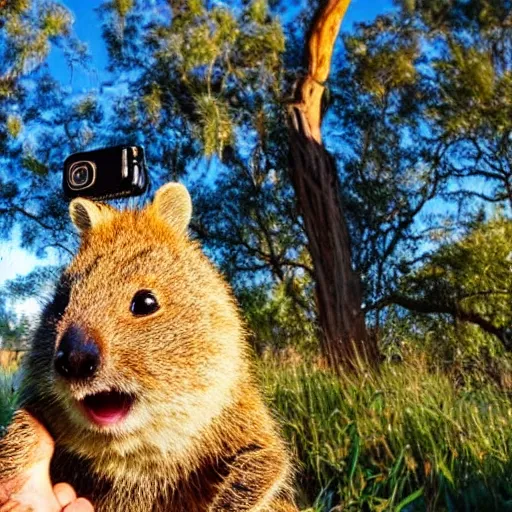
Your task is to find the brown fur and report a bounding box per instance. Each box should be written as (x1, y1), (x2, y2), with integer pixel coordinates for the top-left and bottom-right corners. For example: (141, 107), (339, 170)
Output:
(1, 183), (297, 511)
(0, 411), (39, 485)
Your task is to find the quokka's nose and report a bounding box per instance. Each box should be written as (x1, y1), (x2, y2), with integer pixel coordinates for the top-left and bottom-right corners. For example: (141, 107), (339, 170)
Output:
(54, 325), (101, 380)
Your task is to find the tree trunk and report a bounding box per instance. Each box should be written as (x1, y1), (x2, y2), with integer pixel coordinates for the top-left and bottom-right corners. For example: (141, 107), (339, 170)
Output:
(287, 0), (377, 368)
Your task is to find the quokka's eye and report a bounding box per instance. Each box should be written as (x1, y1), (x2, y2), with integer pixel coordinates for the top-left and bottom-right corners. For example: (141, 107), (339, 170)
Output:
(130, 290), (160, 316)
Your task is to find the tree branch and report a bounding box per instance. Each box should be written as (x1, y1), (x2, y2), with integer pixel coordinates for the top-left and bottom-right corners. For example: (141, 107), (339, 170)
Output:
(290, 0), (352, 143)
(0, 206), (54, 231)
(306, 0), (351, 84)
(371, 294), (511, 350)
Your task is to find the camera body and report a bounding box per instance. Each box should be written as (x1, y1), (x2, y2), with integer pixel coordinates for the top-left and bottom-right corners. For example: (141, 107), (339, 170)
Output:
(63, 145), (148, 200)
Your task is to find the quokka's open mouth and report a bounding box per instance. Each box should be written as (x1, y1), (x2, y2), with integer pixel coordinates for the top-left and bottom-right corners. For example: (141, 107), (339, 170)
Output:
(80, 390), (135, 427)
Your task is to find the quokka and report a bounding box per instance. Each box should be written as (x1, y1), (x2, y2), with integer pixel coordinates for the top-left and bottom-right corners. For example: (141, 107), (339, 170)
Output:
(0, 183), (297, 512)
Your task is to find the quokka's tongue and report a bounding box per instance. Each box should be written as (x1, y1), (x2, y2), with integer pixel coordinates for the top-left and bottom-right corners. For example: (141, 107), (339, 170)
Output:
(81, 391), (134, 426)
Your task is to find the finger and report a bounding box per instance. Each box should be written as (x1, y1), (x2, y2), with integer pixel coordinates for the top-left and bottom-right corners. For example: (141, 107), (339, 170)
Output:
(62, 498), (94, 512)
(54, 483), (77, 508)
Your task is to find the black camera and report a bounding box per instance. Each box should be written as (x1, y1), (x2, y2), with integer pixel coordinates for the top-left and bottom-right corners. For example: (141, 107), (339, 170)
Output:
(63, 145), (148, 200)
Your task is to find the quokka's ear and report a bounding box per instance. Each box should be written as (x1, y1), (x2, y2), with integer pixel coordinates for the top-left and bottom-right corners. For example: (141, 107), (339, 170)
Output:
(69, 198), (114, 232)
(151, 182), (192, 234)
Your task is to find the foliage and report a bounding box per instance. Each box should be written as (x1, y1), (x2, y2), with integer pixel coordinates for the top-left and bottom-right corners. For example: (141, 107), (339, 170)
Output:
(98, 0), (285, 158)
(374, 216), (512, 386)
(0, 370), (18, 433)
(0, 0), (285, 323)
(328, 0), (512, 321)
(0, 296), (30, 351)
(190, 100), (313, 341)
(238, 280), (317, 354)
(95, 0), (512, 352)
(95, 0), (313, 348)
(261, 355), (512, 511)
(402, 216), (511, 335)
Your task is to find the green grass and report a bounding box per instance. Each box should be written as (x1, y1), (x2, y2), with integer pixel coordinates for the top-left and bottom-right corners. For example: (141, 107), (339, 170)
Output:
(261, 356), (512, 511)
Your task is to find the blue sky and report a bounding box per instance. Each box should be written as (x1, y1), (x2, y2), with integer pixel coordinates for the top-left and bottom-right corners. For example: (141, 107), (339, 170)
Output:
(0, 0), (395, 318)
(48, 0), (108, 87)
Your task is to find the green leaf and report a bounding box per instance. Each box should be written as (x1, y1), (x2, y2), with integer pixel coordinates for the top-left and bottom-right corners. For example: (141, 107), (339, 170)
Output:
(22, 154), (48, 175)
(395, 487), (424, 511)
(438, 459), (454, 486)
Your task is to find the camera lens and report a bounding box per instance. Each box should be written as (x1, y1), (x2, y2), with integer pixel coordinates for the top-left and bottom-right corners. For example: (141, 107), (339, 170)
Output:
(68, 161), (96, 190)
(71, 166), (89, 186)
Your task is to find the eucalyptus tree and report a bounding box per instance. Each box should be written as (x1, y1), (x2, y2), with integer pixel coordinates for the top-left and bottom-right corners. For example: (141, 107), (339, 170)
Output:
(321, 0), (512, 349)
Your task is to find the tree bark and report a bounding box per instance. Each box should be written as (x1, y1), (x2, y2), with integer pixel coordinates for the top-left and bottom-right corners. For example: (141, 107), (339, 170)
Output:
(287, 0), (378, 368)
